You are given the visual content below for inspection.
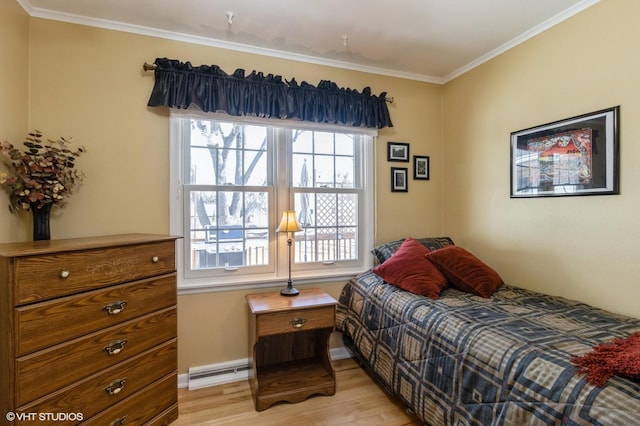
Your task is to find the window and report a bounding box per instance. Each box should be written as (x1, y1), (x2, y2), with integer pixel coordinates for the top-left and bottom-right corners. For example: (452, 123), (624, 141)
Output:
(170, 110), (375, 291)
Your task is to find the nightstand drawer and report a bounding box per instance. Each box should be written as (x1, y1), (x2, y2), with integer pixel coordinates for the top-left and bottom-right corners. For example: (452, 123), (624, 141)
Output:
(14, 241), (176, 305)
(256, 306), (335, 336)
(16, 274), (176, 356)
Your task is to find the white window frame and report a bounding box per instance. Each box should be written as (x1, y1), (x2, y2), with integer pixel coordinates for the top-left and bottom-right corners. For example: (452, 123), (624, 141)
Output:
(170, 109), (375, 294)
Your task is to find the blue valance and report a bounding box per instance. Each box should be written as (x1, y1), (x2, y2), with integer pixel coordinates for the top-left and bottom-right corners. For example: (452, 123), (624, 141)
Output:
(146, 58), (393, 129)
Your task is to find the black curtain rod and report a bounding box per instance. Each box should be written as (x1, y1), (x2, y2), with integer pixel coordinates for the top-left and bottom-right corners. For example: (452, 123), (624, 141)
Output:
(142, 62), (394, 104)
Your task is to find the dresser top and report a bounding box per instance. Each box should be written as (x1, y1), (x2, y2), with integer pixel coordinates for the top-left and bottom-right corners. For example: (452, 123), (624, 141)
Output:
(246, 288), (337, 314)
(0, 233), (180, 258)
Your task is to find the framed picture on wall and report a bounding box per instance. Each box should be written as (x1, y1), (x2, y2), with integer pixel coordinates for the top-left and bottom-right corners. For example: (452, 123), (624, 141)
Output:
(413, 156), (430, 180)
(510, 106), (620, 198)
(387, 142), (410, 162)
(391, 167), (408, 192)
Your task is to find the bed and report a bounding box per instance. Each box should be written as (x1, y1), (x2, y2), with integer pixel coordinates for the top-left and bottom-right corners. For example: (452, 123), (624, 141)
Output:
(336, 237), (640, 425)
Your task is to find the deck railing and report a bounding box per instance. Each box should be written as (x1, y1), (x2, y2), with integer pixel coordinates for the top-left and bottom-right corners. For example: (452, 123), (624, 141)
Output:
(192, 236), (356, 269)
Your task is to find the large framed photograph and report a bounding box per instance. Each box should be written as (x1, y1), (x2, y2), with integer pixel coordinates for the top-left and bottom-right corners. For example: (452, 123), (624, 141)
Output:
(387, 142), (410, 162)
(413, 155), (430, 180)
(510, 106), (619, 198)
(391, 167), (408, 192)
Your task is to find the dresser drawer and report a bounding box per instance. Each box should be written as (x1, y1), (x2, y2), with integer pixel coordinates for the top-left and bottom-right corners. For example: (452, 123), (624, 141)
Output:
(256, 306), (335, 336)
(82, 373), (178, 426)
(16, 274), (176, 356)
(18, 340), (177, 422)
(16, 307), (177, 406)
(14, 241), (175, 305)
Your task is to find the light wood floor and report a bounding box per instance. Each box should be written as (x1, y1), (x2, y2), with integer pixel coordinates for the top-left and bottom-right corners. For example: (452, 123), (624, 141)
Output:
(172, 357), (421, 425)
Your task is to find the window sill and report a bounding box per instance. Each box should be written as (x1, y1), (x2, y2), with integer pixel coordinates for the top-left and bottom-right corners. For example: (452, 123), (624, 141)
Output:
(177, 268), (367, 295)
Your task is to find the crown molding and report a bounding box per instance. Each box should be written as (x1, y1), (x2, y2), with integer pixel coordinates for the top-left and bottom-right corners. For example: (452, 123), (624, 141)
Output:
(15, 0), (33, 14)
(442, 0), (600, 83)
(17, 0), (599, 85)
(20, 1), (444, 84)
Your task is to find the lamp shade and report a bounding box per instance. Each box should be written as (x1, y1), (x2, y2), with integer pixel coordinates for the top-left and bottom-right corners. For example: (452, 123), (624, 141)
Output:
(276, 210), (301, 233)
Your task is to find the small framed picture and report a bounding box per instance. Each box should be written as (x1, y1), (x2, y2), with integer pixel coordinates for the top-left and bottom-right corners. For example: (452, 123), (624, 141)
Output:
(391, 167), (408, 192)
(413, 156), (430, 180)
(387, 142), (410, 162)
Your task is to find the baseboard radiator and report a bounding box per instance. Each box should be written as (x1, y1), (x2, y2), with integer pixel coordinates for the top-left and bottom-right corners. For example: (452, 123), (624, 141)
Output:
(183, 346), (354, 390)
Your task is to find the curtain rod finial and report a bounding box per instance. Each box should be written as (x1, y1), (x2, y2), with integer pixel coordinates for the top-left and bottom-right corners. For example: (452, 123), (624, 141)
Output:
(143, 62), (156, 71)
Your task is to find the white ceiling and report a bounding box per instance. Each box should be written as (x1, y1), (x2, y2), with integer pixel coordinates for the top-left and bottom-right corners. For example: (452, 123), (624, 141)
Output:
(19, 0), (598, 83)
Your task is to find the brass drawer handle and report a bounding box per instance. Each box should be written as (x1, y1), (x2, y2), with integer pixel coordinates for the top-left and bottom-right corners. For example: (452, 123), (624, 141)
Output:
(152, 256), (159, 263)
(105, 378), (126, 395)
(60, 270), (70, 278)
(104, 300), (127, 315)
(290, 317), (307, 328)
(109, 416), (127, 426)
(104, 339), (128, 355)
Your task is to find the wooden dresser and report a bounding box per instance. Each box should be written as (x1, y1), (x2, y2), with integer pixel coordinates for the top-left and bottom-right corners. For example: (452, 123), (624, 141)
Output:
(0, 234), (179, 425)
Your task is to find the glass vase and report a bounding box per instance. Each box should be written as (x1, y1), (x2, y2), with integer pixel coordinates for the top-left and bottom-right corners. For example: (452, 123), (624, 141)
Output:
(31, 203), (52, 241)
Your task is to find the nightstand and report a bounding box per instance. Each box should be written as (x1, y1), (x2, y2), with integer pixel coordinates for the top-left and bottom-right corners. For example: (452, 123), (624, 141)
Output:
(245, 288), (338, 411)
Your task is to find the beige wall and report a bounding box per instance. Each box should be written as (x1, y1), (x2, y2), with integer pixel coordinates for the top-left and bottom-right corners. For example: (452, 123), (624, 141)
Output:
(0, 1), (29, 242)
(442, 0), (640, 318)
(5, 0), (637, 374)
(1, 12), (443, 372)
(19, 19), (444, 245)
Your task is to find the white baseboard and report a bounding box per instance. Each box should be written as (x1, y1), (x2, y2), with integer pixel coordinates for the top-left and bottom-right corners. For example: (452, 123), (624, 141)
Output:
(178, 345), (354, 390)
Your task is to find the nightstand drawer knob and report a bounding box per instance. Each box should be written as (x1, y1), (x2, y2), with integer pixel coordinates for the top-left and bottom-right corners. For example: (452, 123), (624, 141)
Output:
(290, 317), (307, 328)
(104, 339), (128, 355)
(105, 378), (126, 395)
(104, 300), (127, 315)
(60, 270), (70, 278)
(152, 256), (159, 263)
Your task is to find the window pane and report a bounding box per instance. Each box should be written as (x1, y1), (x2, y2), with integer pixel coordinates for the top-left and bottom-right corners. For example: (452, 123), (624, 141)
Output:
(190, 146), (217, 185)
(315, 156), (334, 188)
(189, 120), (268, 186)
(292, 130), (313, 153)
(292, 154), (313, 188)
(242, 125), (267, 150)
(295, 192), (315, 227)
(338, 194), (357, 226)
(335, 133), (354, 156)
(188, 190), (269, 270)
(218, 149), (239, 185)
(314, 132), (334, 155)
(335, 156), (354, 188)
(294, 192), (357, 263)
(244, 149), (268, 185)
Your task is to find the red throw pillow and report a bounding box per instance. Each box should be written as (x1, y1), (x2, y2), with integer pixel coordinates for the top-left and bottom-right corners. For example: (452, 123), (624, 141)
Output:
(373, 237), (448, 299)
(425, 245), (503, 298)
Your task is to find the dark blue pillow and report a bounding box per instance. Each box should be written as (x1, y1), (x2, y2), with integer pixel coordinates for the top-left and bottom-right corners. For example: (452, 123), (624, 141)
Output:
(371, 236), (454, 264)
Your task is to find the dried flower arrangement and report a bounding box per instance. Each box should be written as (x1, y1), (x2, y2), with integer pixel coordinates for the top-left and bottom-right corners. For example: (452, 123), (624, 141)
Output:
(0, 130), (85, 213)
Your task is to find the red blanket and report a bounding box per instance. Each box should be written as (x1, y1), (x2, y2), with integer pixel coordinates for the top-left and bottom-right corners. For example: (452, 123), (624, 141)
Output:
(571, 331), (640, 386)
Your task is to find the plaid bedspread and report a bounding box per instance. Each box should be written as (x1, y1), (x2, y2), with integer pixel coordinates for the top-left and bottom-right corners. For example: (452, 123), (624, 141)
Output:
(336, 270), (640, 425)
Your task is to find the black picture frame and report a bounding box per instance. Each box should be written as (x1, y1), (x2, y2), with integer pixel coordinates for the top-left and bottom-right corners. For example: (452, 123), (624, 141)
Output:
(391, 167), (408, 192)
(387, 142), (410, 162)
(510, 106), (619, 198)
(413, 156), (430, 180)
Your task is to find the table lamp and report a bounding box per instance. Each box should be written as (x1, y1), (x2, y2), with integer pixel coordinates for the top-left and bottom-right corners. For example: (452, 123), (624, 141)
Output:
(276, 210), (301, 296)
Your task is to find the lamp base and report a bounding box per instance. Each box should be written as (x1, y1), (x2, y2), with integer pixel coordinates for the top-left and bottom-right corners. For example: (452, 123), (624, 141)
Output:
(280, 285), (300, 297)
